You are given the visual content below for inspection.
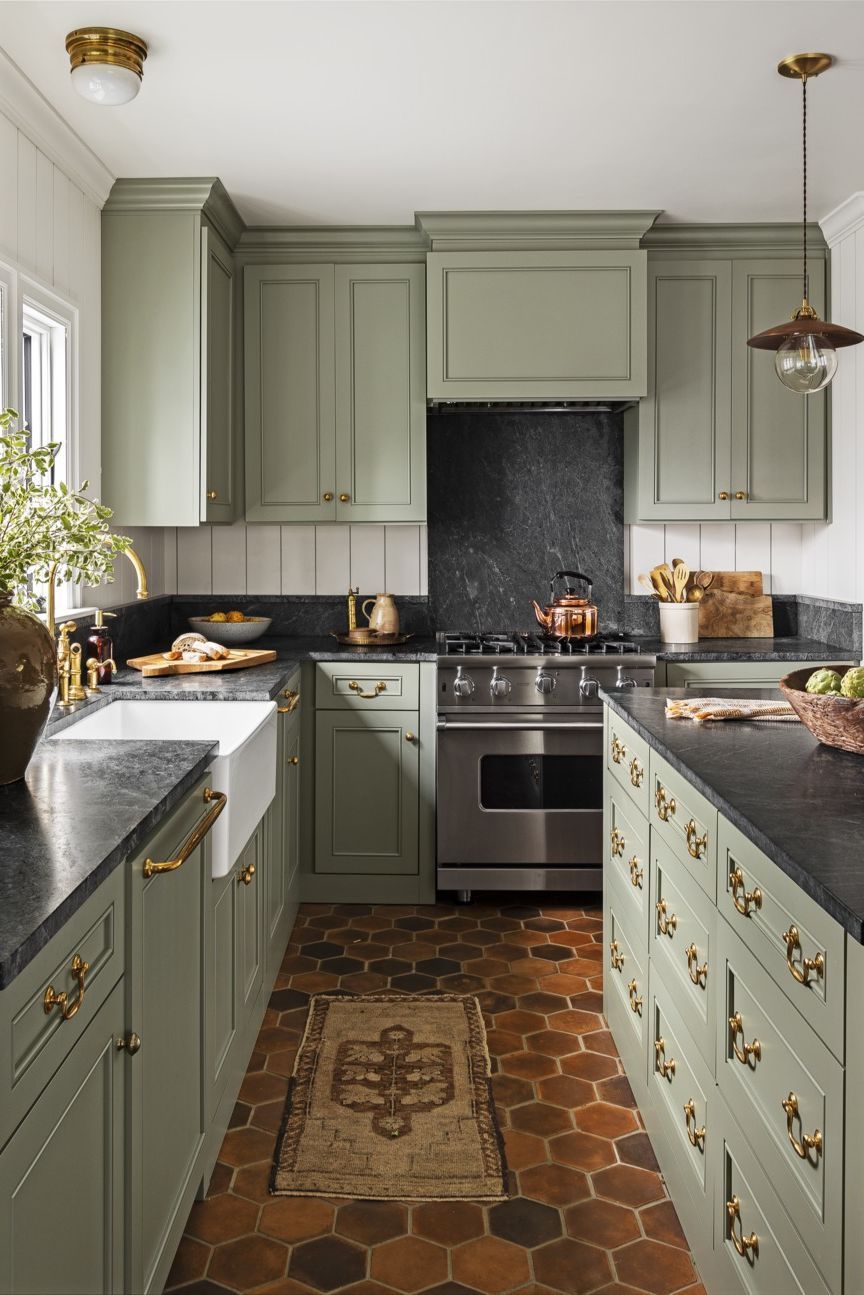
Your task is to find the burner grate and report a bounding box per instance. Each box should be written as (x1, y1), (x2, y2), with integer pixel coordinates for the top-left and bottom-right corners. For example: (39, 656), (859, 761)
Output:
(439, 631), (643, 657)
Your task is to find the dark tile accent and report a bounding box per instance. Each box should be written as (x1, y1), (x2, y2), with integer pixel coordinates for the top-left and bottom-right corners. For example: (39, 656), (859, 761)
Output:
(288, 1237), (366, 1291)
(488, 1197), (562, 1246)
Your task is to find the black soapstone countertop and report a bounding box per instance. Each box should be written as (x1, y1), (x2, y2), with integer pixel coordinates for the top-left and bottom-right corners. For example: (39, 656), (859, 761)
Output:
(646, 636), (856, 663)
(602, 687), (864, 942)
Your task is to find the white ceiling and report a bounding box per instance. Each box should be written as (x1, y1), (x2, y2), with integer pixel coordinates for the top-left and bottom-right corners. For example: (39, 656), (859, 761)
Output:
(0, 0), (862, 227)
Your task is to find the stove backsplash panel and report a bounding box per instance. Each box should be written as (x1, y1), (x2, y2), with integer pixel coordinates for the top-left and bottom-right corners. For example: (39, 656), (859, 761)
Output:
(427, 411), (624, 632)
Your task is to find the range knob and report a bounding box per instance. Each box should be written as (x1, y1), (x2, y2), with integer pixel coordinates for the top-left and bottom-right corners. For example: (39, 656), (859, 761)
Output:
(490, 667), (511, 699)
(535, 670), (557, 696)
(579, 666), (600, 700)
(616, 665), (637, 689)
(453, 666), (475, 698)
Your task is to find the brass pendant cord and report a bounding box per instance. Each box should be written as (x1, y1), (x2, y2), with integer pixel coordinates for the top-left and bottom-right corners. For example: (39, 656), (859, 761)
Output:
(801, 73), (808, 303)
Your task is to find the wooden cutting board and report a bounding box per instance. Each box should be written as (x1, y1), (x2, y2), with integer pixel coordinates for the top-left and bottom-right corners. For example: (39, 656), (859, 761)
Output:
(698, 591), (773, 638)
(127, 648), (278, 678)
(705, 570), (763, 595)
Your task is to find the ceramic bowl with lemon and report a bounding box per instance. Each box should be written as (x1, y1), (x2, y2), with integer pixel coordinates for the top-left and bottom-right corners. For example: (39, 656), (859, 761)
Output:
(187, 610), (272, 645)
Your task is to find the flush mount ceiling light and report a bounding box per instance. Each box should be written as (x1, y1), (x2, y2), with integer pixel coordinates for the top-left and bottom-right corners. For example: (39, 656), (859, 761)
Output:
(748, 52), (863, 394)
(65, 28), (147, 106)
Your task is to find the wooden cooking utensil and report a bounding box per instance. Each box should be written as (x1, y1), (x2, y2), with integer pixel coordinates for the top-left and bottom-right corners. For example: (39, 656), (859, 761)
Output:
(638, 573), (657, 596)
(648, 569), (671, 601)
(672, 562), (690, 603)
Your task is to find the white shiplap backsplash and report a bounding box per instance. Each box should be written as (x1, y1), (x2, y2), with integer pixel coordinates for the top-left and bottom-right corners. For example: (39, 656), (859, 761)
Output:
(626, 522), (805, 594)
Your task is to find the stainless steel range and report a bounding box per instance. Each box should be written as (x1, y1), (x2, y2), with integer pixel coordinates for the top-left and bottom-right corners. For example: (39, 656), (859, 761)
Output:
(436, 632), (656, 898)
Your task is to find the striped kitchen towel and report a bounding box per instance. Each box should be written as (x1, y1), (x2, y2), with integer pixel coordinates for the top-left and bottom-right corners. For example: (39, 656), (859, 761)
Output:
(665, 697), (800, 724)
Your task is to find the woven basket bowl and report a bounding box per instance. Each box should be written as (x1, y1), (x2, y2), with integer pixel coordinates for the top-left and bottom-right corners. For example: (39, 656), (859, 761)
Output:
(779, 666), (864, 756)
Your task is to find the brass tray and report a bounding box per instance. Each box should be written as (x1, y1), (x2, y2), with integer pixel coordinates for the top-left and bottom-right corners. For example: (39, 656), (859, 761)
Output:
(330, 630), (414, 647)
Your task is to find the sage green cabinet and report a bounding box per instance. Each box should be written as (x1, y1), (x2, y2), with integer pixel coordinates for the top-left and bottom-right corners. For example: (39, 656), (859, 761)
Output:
(267, 694), (301, 985)
(625, 255), (827, 522)
(664, 659), (855, 691)
(427, 250), (647, 400)
(0, 980), (126, 1295)
(102, 180), (239, 527)
(236, 825), (264, 1017)
(245, 263), (426, 523)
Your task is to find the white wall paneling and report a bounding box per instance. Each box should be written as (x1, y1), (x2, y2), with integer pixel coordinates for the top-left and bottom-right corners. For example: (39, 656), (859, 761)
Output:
(281, 525), (316, 595)
(177, 527), (213, 595)
(211, 522), (247, 595)
(349, 524), (386, 594)
(246, 524), (282, 594)
(315, 525), (351, 595)
(626, 521), (807, 596)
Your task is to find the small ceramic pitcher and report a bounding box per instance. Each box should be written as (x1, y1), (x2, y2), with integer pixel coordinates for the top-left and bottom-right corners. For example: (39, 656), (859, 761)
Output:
(363, 593), (399, 635)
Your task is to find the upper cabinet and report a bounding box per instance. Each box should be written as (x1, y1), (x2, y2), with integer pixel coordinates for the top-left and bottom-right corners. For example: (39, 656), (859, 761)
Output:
(625, 243), (827, 522)
(244, 262), (426, 523)
(101, 179), (243, 527)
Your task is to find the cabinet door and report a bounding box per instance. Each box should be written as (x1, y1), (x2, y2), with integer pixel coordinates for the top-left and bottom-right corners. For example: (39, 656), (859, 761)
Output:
(427, 250), (647, 399)
(335, 264), (426, 521)
(630, 260), (732, 520)
(206, 866), (239, 1119)
(236, 825), (264, 1016)
(245, 264), (336, 521)
(731, 258), (827, 520)
(315, 709), (419, 874)
(201, 225), (236, 522)
(0, 980), (125, 1295)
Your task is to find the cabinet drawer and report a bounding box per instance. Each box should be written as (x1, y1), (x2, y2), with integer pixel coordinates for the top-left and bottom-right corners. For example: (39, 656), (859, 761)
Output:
(0, 867), (125, 1150)
(718, 815), (845, 1060)
(605, 788), (649, 939)
(715, 1100), (831, 1295)
(316, 661), (419, 710)
(650, 833), (716, 1071)
(716, 920), (842, 1291)
(647, 965), (713, 1201)
(649, 750), (717, 899)
(604, 894), (647, 1099)
(606, 711), (650, 817)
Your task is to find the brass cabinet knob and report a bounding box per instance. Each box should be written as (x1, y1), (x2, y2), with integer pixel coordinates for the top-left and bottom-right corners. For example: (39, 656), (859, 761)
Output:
(405, 731), (416, 743)
(339, 492), (351, 503)
(718, 491), (730, 500)
(289, 755), (300, 765)
(116, 1032), (142, 1055)
(735, 491), (748, 501)
(323, 492), (334, 502)
(239, 863), (256, 886)
(206, 489), (218, 501)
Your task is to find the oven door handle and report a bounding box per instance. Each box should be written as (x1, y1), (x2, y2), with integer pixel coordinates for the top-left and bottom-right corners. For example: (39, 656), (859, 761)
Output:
(436, 719), (604, 731)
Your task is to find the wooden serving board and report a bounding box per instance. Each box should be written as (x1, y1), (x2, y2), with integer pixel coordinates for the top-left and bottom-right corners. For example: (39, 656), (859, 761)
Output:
(127, 648), (278, 678)
(698, 591), (773, 638)
(705, 570), (764, 596)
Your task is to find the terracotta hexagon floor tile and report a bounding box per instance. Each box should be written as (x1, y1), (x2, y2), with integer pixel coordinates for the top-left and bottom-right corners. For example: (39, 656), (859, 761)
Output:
(548, 930), (595, 947)
(484, 1027), (524, 1055)
(488, 1197), (562, 1247)
(502, 1128), (548, 1170)
(537, 974), (588, 996)
(532, 1237), (613, 1294)
(254, 1281), (324, 1295)
(491, 1073), (535, 1107)
(595, 1075), (638, 1109)
(423, 1285), (486, 1295)
(616, 1132), (661, 1172)
(537, 1074), (596, 1109)
(187, 1193), (259, 1244)
(582, 1030), (618, 1056)
(491, 974), (542, 996)
(451, 1235), (531, 1293)
(238, 1070), (289, 1105)
(166, 1281), (240, 1295)
(639, 1201), (690, 1250)
(476, 990), (518, 1015)
(547, 1009), (603, 1034)
(501, 1050), (559, 1080)
(592, 1164), (667, 1208)
(260, 1198), (335, 1243)
(560, 1052), (620, 1082)
(526, 1029), (581, 1057)
(564, 1199), (641, 1249)
(518, 991), (571, 1014)
(336, 1200), (409, 1245)
(370, 1235), (449, 1292)
(518, 1163), (590, 1207)
(219, 1126), (278, 1167)
(575, 1103), (639, 1140)
(266, 1046), (299, 1078)
(509, 1101), (573, 1137)
(413, 1200), (485, 1246)
(231, 1161), (274, 1203)
(205, 1161), (234, 1197)
(495, 1009), (547, 1034)
(340, 972), (389, 992)
(613, 1239), (697, 1294)
(209, 1236), (288, 1291)
(288, 1236), (368, 1291)
(549, 1130), (617, 1172)
(164, 1235), (210, 1288)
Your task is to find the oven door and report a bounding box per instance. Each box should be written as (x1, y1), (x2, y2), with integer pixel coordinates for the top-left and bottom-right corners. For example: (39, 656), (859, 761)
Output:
(436, 715), (603, 866)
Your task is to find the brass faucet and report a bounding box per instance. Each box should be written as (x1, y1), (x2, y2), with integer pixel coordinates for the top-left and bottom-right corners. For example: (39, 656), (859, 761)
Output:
(57, 622), (87, 707)
(46, 541), (148, 636)
(86, 656), (117, 696)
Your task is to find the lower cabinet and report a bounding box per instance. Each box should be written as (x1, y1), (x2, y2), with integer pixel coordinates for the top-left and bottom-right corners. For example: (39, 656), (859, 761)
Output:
(662, 660), (856, 690)
(266, 690), (301, 985)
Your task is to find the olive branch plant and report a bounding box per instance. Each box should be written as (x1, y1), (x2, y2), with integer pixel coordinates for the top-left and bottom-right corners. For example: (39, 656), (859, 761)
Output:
(0, 408), (130, 612)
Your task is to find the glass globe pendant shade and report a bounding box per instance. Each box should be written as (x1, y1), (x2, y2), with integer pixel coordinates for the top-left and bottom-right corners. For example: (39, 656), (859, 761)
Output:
(70, 62), (140, 105)
(773, 331), (838, 394)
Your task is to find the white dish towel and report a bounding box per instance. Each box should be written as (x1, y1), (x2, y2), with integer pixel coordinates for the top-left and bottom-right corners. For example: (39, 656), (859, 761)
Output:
(665, 697), (800, 724)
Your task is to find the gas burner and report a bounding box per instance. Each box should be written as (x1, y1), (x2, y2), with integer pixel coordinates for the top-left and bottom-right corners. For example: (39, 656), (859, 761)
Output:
(439, 631), (644, 658)
(440, 632), (518, 655)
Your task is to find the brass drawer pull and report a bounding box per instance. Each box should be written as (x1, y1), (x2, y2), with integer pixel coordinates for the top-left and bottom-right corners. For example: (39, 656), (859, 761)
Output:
(685, 943), (708, 988)
(683, 1098), (706, 1148)
(726, 1196), (758, 1258)
(239, 863), (256, 886)
(43, 953), (89, 1021)
(628, 856), (644, 888)
(629, 756), (644, 787)
(781, 1092), (823, 1160)
(655, 1037), (676, 1079)
(729, 1011), (761, 1065)
(655, 785), (676, 821)
(628, 979), (643, 1015)
(116, 1032), (141, 1055)
(611, 736), (627, 764)
(348, 679), (387, 699)
(609, 940), (625, 971)
(656, 900), (678, 937)
(143, 788), (227, 879)
(782, 925), (825, 986)
(277, 688), (300, 714)
(685, 818), (708, 860)
(730, 867), (762, 916)
(610, 827), (626, 858)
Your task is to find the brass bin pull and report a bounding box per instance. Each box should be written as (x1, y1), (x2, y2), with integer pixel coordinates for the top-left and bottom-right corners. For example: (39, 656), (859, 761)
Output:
(628, 856), (644, 888)
(239, 863), (256, 886)
(686, 943), (708, 988)
(611, 737), (627, 764)
(277, 689), (300, 714)
(726, 1196), (758, 1259)
(781, 1093), (823, 1160)
(628, 979), (643, 1015)
(609, 940), (625, 971)
(610, 827), (626, 858)
(348, 680), (387, 699)
(729, 1011), (761, 1065)
(655, 785), (676, 821)
(683, 1099), (706, 1148)
(782, 925), (825, 986)
(655, 1037), (676, 1079)
(656, 900), (678, 937)
(629, 756), (644, 787)
(685, 818), (708, 860)
(730, 867), (762, 916)
(142, 788), (227, 879)
(44, 953), (89, 1020)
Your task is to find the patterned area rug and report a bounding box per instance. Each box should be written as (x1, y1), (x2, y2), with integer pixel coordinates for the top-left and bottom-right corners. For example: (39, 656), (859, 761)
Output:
(271, 992), (508, 1200)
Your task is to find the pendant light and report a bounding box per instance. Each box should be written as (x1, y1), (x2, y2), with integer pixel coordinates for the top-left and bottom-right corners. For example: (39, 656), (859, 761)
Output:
(747, 52), (863, 393)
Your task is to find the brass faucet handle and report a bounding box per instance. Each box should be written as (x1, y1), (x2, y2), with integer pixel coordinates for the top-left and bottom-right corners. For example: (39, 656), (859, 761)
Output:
(86, 657), (117, 694)
(57, 620), (77, 653)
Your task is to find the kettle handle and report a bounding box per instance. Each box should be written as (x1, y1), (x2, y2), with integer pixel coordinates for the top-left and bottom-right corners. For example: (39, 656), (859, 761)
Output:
(551, 571), (593, 597)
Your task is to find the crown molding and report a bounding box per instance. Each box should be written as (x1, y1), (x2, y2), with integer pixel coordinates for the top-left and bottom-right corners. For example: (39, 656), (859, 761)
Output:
(0, 48), (114, 207)
(103, 177), (244, 248)
(415, 210), (661, 250)
(643, 221), (827, 254)
(235, 224), (426, 264)
(820, 194), (864, 248)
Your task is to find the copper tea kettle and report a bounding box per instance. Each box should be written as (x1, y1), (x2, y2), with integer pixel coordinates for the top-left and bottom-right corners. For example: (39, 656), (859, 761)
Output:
(532, 571), (598, 639)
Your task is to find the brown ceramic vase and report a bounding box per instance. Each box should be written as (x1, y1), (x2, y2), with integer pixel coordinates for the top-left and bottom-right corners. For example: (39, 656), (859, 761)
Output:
(0, 593), (57, 784)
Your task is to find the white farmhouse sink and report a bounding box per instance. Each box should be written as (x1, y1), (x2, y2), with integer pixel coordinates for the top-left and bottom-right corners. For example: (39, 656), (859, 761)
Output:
(52, 701), (277, 877)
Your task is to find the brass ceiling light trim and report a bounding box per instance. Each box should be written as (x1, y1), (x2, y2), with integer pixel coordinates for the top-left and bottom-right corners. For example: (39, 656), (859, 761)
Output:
(65, 27), (147, 105)
(748, 52), (863, 393)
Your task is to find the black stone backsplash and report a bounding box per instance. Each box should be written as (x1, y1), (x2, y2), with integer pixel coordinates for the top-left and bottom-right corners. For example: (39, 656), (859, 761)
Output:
(427, 411), (624, 632)
(168, 595), (433, 639)
(623, 593), (862, 654)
